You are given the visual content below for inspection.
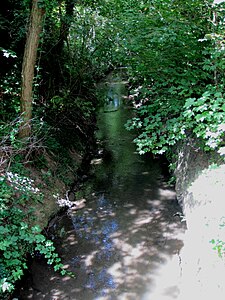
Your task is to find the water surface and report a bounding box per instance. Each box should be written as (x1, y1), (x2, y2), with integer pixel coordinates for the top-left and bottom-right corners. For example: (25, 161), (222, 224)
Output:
(21, 75), (185, 300)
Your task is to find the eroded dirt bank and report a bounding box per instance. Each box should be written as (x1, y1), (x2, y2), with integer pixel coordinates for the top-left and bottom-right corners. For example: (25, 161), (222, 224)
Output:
(175, 138), (225, 298)
(18, 77), (186, 300)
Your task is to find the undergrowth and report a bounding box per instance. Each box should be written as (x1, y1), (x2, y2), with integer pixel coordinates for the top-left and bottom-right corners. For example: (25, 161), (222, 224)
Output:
(0, 118), (74, 298)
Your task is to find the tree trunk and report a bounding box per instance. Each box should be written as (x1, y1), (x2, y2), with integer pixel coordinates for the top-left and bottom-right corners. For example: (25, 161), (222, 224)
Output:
(19, 0), (45, 138)
(58, 0), (75, 53)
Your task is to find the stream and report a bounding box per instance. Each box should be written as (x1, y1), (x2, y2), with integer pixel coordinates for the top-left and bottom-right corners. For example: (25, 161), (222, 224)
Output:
(20, 74), (186, 300)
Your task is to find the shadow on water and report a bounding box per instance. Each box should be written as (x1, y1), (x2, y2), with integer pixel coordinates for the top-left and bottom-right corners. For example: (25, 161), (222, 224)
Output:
(20, 74), (186, 300)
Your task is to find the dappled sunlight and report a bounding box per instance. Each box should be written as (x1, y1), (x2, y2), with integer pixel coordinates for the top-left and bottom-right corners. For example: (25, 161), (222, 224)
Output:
(142, 254), (182, 300)
(91, 158), (103, 165)
(174, 163), (225, 298)
(158, 188), (177, 200)
(84, 250), (99, 267)
(23, 185), (184, 300)
(64, 230), (78, 246)
(24, 186), (185, 299)
(133, 212), (153, 225)
(21, 75), (186, 300)
(54, 188), (185, 299)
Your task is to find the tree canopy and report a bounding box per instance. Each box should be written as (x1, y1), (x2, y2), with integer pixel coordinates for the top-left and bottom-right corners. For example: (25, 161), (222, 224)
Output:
(1, 0), (225, 296)
(2, 0), (224, 154)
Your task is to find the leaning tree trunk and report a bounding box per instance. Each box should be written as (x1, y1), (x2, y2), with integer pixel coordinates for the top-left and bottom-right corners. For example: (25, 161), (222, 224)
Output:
(19, 0), (45, 138)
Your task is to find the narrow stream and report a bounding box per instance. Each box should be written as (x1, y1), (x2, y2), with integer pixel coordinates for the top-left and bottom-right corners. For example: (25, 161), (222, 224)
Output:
(21, 75), (185, 300)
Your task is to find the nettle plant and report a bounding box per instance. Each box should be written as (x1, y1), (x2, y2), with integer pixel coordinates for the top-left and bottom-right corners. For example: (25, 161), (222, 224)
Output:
(0, 169), (67, 296)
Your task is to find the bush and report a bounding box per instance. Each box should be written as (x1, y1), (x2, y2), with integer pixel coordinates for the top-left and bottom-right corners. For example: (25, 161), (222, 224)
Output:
(0, 121), (70, 297)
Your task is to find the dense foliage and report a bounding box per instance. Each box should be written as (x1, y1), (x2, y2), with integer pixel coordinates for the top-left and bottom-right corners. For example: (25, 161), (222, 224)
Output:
(124, 0), (225, 158)
(0, 173), (67, 294)
(1, 0), (225, 296)
(0, 0), (114, 295)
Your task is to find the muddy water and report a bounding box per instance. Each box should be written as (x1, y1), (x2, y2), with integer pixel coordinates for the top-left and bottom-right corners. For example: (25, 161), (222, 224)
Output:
(21, 76), (185, 300)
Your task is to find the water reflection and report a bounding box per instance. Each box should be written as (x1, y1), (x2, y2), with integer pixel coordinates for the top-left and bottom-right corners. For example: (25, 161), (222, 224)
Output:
(21, 75), (185, 300)
(105, 88), (121, 112)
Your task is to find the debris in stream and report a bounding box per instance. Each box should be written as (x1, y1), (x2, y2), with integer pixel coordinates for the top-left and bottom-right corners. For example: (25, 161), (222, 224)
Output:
(68, 198), (86, 212)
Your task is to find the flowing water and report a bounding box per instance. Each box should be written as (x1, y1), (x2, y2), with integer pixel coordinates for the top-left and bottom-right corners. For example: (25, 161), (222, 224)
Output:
(21, 75), (186, 300)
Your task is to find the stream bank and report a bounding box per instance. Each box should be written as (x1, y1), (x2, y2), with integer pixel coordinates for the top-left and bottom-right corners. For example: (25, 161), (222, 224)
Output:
(175, 137), (225, 298)
(18, 74), (186, 300)
(14, 73), (225, 299)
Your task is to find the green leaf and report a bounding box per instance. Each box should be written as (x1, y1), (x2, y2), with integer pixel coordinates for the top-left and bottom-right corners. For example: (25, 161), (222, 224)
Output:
(184, 98), (196, 108)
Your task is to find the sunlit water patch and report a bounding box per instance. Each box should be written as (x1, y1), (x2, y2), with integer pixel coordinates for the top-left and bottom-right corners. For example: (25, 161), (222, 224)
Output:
(20, 73), (186, 300)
